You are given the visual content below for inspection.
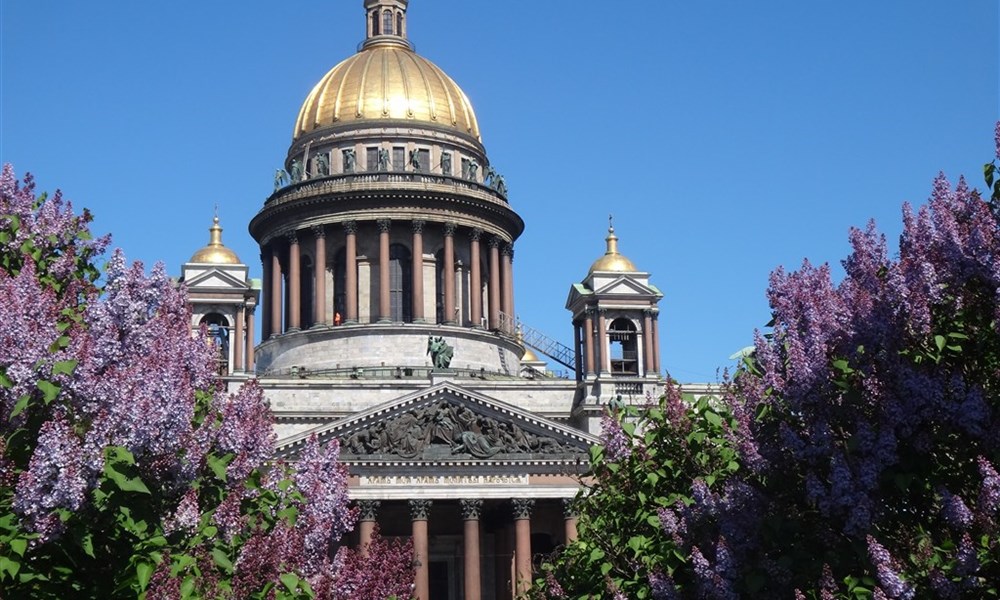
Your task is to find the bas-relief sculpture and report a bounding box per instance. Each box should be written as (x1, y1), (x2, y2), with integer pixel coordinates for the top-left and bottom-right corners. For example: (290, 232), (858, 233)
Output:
(342, 401), (576, 460)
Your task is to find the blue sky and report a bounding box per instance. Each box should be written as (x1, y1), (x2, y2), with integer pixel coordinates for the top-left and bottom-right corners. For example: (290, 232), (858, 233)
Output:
(2, 1), (997, 382)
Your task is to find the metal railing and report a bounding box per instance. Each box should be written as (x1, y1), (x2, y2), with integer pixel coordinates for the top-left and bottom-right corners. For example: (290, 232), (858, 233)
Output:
(500, 312), (577, 373)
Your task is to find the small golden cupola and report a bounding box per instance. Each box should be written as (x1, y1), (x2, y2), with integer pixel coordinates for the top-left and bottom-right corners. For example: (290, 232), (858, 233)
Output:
(189, 216), (241, 265)
(588, 217), (638, 274)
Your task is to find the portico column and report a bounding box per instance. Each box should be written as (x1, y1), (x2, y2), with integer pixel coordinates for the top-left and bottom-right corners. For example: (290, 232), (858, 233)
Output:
(562, 498), (579, 543)
(583, 309), (595, 376)
(511, 498), (534, 597)
(443, 223), (456, 324)
(411, 220), (425, 322)
(652, 311), (661, 375)
(501, 243), (514, 332)
(643, 309), (654, 374)
(573, 322), (583, 380)
(261, 250), (272, 338)
(287, 232), (301, 331)
(470, 228), (483, 327)
(245, 306), (256, 373)
(233, 304), (245, 374)
(312, 226), (327, 327)
(270, 244), (283, 337)
(357, 500), (380, 558)
(410, 499), (432, 600)
(344, 221), (358, 323)
(378, 219), (392, 322)
(597, 308), (609, 374)
(461, 499), (483, 600)
(488, 236), (501, 330)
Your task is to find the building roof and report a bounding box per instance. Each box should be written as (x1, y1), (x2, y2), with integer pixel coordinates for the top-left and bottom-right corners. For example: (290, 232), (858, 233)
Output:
(189, 216), (241, 265)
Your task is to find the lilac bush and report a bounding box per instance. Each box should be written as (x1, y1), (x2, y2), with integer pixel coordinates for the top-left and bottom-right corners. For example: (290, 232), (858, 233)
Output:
(0, 165), (365, 598)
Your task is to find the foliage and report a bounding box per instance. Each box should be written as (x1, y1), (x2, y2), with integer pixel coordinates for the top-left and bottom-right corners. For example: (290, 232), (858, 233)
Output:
(0, 164), (362, 598)
(535, 125), (1000, 598)
(333, 525), (415, 600)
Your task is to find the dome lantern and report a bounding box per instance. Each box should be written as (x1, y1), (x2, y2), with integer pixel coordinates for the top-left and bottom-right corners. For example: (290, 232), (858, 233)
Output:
(363, 0), (410, 50)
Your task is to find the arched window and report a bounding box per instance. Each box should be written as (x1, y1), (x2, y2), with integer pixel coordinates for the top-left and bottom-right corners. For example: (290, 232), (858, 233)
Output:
(608, 317), (639, 375)
(201, 313), (230, 375)
(382, 9), (394, 35)
(396, 12), (403, 36)
(371, 10), (379, 35)
(388, 244), (412, 322)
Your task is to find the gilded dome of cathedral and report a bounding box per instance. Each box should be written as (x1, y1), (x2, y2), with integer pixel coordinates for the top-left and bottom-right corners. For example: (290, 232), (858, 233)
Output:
(292, 38), (480, 141)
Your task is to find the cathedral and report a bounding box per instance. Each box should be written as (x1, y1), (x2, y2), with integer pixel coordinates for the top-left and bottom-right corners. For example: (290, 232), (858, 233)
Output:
(177, 2), (683, 598)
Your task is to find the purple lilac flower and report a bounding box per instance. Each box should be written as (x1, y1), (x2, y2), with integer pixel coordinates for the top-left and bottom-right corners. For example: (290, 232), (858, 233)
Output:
(955, 533), (979, 577)
(213, 381), (275, 483)
(691, 546), (738, 600)
(938, 488), (973, 531)
(164, 488), (201, 535)
(866, 536), (915, 600)
(13, 415), (87, 543)
(599, 409), (630, 461)
(649, 570), (679, 600)
(545, 571), (567, 599)
(294, 436), (356, 577)
(977, 456), (1000, 517)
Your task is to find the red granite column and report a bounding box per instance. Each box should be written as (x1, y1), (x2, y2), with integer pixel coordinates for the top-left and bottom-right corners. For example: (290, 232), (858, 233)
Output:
(461, 499), (483, 600)
(410, 499), (432, 600)
(260, 250), (272, 338)
(287, 232), (301, 331)
(245, 305), (256, 373)
(511, 498), (534, 597)
(573, 322), (583, 380)
(501, 243), (514, 332)
(443, 223), (456, 324)
(357, 500), (380, 558)
(313, 226), (327, 327)
(344, 221), (358, 324)
(411, 220), (425, 323)
(584, 309), (595, 376)
(643, 309), (654, 375)
(488, 237), (501, 330)
(270, 245), (283, 337)
(597, 308), (608, 374)
(652, 311), (661, 375)
(378, 219), (391, 322)
(562, 499), (578, 543)
(234, 304), (245, 374)
(470, 228), (483, 327)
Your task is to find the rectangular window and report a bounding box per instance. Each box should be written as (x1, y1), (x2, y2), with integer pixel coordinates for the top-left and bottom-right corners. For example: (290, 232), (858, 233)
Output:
(366, 147), (379, 172)
(413, 149), (430, 172)
(393, 147), (406, 172)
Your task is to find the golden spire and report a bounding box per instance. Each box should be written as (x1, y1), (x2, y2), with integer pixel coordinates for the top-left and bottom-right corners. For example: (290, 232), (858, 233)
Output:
(190, 215), (241, 265)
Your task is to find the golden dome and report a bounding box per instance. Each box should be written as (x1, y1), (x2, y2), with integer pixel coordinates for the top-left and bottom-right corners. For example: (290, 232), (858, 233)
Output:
(588, 221), (638, 274)
(293, 41), (480, 141)
(521, 346), (540, 362)
(190, 217), (241, 265)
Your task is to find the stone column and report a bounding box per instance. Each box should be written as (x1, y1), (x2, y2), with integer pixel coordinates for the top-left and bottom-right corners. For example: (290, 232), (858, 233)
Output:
(270, 244), (283, 337)
(573, 321), (583, 380)
(245, 306), (256, 373)
(312, 226), (327, 327)
(287, 232), (301, 331)
(562, 498), (579, 543)
(511, 498), (534, 597)
(411, 220), (425, 323)
(469, 228), (483, 327)
(357, 500), (380, 557)
(488, 237), (501, 330)
(597, 308), (608, 374)
(378, 219), (392, 322)
(344, 221), (358, 324)
(410, 499), (432, 600)
(261, 250), (271, 338)
(583, 309), (595, 376)
(652, 311), (661, 375)
(443, 223), (456, 324)
(643, 309), (654, 375)
(461, 499), (483, 600)
(233, 304), (245, 374)
(501, 243), (514, 332)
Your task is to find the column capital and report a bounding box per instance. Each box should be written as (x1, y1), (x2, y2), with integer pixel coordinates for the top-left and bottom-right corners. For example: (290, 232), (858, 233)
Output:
(412, 219), (426, 234)
(357, 500), (381, 521)
(409, 498), (433, 521)
(597, 307), (608, 316)
(312, 224), (327, 239)
(469, 227), (483, 242)
(377, 218), (392, 233)
(343, 220), (358, 235)
(562, 498), (579, 518)
(286, 231), (299, 244)
(502, 243), (514, 258)
(245, 304), (257, 316)
(443, 222), (457, 237)
(511, 498), (534, 520)
(487, 235), (501, 249)
(460, 499), (484, 520)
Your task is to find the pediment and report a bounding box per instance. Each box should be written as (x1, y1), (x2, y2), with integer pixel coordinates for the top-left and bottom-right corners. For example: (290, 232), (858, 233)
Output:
(183, 268), (247, 290)
(592, 274), (660, 297)
(276, 382), (598, 464)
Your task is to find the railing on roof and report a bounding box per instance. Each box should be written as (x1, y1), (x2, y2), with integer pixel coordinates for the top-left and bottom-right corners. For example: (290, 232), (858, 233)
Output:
(500, 312), (577, 374)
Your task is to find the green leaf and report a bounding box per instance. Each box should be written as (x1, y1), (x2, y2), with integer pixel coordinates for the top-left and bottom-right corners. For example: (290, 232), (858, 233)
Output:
(51, 360), (78, 377)
(212, 548), (234, 572)
(136, 562), (154, 591)
(705, 411), (722, 428)
(36, 380), (60, 403)
(9, 394), (30, 419)
(934, 334), (946, 352)
(0, 370), (12, 389)
(279, 572), (300, 593)
(104, 459), (151, 495)
(9, 538), (27, 557)
(80, 533), (94, 558)
(0, 556), (21, 579)
(207, 453), (234, 481)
